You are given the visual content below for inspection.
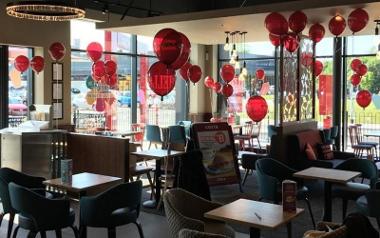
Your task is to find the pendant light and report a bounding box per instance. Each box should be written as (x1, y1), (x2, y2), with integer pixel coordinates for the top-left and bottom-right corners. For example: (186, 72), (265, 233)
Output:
(223, 31), (231, 51)
(375, 20), (380, 59)
(241, 32), (248, 76)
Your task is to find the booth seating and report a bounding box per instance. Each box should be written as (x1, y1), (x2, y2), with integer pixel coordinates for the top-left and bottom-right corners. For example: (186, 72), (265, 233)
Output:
(287, 129), (356, 170)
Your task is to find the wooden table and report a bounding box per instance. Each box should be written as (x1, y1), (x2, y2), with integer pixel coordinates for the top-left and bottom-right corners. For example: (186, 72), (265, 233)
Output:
(205, 199), (304, 238)
(43, 172), (123, 197)
(293, 167), (361, 222)
(131, 149), (186, 208)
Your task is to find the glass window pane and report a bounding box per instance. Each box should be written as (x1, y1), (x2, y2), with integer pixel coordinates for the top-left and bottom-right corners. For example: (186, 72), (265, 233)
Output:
(346, 35), (378, 55)
(315, 37), (333, 57)
(219, 41), (275, 60)
(137, 56), (176, 127)
(137, 36), (154, 55)
(8, 47), (32, 126)
(110, 32), (131, 53)
(315, 57), (333, 128)
(70, 20), (105, 50)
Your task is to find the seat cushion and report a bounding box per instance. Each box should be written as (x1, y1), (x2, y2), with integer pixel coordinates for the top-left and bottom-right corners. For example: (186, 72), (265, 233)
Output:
(317, 144), (334, 160)
(305, 143), (317, 161)
(109, 207), (138, 227)
(356, 195), (369, 215)
(18, 208), (75, 231)
(333, 182), (370, 200)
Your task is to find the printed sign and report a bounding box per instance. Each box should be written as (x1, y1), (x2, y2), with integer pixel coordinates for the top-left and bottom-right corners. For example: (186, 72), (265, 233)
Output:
(192, 122), (240, 186)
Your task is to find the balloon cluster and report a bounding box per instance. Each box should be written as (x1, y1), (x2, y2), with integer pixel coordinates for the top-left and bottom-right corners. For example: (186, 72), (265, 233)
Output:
(85, 42), (117, 112)
(266, 8), (369, 49)
(150, 28), (197, 100)
(349, 58), (371, 109)
(14, 55), (45, 74)
(204, 64), (234, 98)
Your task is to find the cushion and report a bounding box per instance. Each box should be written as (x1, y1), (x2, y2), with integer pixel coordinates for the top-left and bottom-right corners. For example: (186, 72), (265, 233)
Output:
(305, 143), (317, 161)
(296, 130), (323, 151)
(317, 144), (334, 160)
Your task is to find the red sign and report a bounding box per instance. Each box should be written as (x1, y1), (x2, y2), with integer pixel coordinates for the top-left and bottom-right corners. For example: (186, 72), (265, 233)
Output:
(318, 75), (332, 115)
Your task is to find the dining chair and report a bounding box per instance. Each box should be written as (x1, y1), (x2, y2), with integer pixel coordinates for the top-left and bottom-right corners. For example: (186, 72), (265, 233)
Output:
(355, 124), (378, 159)
(163, 188), (235, 238)
(179, 229), (228, 238)
(356, 181), (380, 229)
(333, 159), (379, 220)
(9, 182), (78, 238)
(79, 181), (144, 238)
(255, 158), (316, 229)
(177, 121), (192, 138)
(325, 125), (338, 150)
(348, 125), (374, 158)
(0, 167), (55, 238)
(145, 124), (162, 149)
(235, 121), (261, 150)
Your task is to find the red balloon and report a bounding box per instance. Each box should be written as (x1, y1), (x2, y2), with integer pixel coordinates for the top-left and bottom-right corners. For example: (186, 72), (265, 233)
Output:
(213, 82), (222, 93)
(350, 59), (362, 72)
(170, 32), (191, 70)
(105, 60), (117, 76)
(269, 33), (281, 47)
(188, 65), (202, 84)
(92, 61), (106, 78)
(148, 61), (176, 98)
(87, 42), (103, 62)
(153, 29), (182, 65)
(91, 73), (102, 82)
(314, 60), (324, 77)
(329, 15), (346, 36)
(48, 42), (66, 62)
(30, 56), (44, 74)
(264, 12), (288, 35)
(204, 76), (214, 88)
(95, 97), (106, 112)
(357, 64), (368, 76)
(301, 53), (313, 67)
(220, 64), (235, 83)
(348, 8), (369, 33)
(246, 96), (268, 122)
(356, 90), (372, 109)
(309, 23), (325, 43)
(106, 74), (118, 86)
(289, 11), (307, 34)
(350, 74), (361, 86)
(222, 84), (234, 98)
(284, 33), (299, 53)
(14, 55), (29, 73)
(256, 69), (265, 80)
(179, 62), (192, 82)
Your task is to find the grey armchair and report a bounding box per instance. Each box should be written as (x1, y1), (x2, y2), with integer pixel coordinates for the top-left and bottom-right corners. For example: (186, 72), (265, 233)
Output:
(179, 229), (228, 238)
(163, 188), (235, 238)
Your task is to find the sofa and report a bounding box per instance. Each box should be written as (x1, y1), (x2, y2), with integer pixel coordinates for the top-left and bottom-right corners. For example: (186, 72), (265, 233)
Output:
(287, 129), (356, 170)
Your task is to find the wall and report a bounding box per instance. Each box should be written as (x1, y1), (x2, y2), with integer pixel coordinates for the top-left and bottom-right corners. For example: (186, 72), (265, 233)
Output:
(0, 2), (71, 125)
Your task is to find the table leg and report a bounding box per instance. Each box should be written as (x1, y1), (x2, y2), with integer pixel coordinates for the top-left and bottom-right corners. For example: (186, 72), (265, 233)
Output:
(322, 181), (332, 222)
(142, 159), (161, 208)
(249, 227), (260, 238)
(79, 191), (87, 238)
(287, 222), (292, 238)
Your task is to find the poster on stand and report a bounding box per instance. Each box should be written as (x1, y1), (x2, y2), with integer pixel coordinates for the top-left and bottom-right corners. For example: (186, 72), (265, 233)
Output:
(192, 122), (240, 187)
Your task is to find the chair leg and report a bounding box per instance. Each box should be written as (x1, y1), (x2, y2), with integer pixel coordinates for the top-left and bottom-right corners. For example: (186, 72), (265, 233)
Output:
(342, 199), (348, 221)
(70, 225), (79, 238)
(377, 217), (380, 230)
(107, 227), (116, 238)
(134, 221), (145, 238)
(27, 231), (37, 238)
(242, 169), (250, 186)
(304, 197), (316, 229)
(7, 213), (15, 238)
(0, 212), (4, 227)
(146, 171), (155, 198)
(12, 226), (19, 238)
(55, 229), (62, 238)
(40, 231), (47, 238)
(256, 138), (261, 149)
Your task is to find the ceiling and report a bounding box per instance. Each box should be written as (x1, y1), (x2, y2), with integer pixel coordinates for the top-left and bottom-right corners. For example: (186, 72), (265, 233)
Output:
(92, 0), (380, 44)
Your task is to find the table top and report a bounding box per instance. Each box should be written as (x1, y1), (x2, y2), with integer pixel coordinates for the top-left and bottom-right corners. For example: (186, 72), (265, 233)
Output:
(293, 167), (361, 184)
(131, 149), (186, 159)
(364, 131), (380, 137)
(43, 172), (122, 193)
(204, 199), (304, 230)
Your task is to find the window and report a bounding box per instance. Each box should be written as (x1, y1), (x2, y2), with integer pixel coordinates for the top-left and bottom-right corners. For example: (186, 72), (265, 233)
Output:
(8, 47), (33, 127)
(70, 20), (182, 132)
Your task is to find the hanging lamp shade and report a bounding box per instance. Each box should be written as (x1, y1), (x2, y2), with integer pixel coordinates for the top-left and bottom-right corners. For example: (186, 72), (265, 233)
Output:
(6, 1), (85, 21)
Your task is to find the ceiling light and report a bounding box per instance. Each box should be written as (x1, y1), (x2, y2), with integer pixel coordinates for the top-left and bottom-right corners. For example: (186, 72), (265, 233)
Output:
(224, 31), (230, 51)
(6, 1), (85, 21)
